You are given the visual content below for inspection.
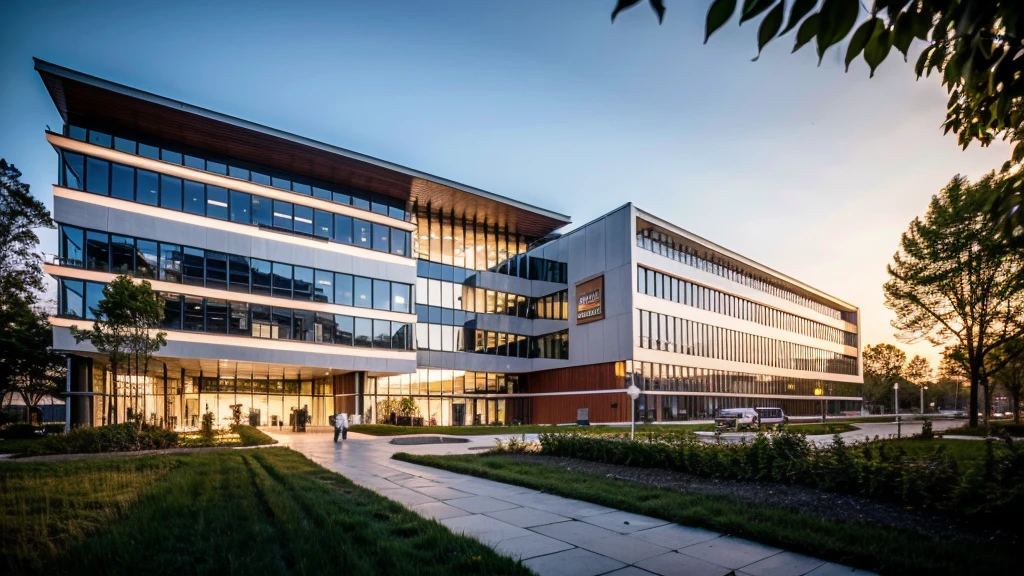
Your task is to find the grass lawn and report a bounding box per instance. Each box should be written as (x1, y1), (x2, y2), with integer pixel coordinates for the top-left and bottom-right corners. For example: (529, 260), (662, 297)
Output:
(394, 452), (1013, 576)
(1, 448), (530, 576)
(349, 421), (857, 437)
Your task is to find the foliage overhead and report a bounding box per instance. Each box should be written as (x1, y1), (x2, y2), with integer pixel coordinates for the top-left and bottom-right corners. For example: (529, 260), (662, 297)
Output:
(0, 159), (53, 302)
(884, 173), (1024, 426)
(611, 1), (1024, 245)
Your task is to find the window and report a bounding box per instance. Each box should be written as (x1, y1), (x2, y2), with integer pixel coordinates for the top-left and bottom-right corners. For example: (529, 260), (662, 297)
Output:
(111, 164), (134, 201)
(392, 323), (409, 349)
(160, 243), (181, 282)
(251, 259), (272, 295)
(272, 263), (293, 298)
(184, 181), (205, 215)
(354, 318), (372, 347)
(314, 209), (332, 239)
(391, 228), (408, 256)
(251, 305), (272, 338)
(333, 214), (352, 244)
(61, 152), (84, 190)
(85, 158), (109, 195)
(230, 191), (250, 223)
(354, 276), (372, 308)
(136, 240), (158, 279)
(85, 231), (109, 272)
(353, 219), (372, 249)
(136, 169), (159, 205)
(391, 283), (410, 313)
(372, 223), (389, 253)
(206, 252), (228, 290)
(183, 296), (204, 331)
(139, 143), (160, 160)
(229, 302), (249, 335)
(60, 226), (84, 266)
(293, 266), (313, 300)
(206, 299), (228, 333)
(293, 310), (314, 341)
(206, 186), (228, 220)
(293, 205), (313, 235)
(160, 175), (183, 211)
(161, 149), (183, 165)
(183, 248), (205, 286)
(273, 200), (292, 230)
(335, 315), (354, 346)
(314, 270), (333, 303)
(273, 308), (292, 339)
(184, 154), (204, 170)
(61, 279), (84, 317)
(228, 255), (250, 292)
(252, 195), (272, 227)
(161, 293), (183, 330)
(373, 279), (390, 310)
(335, 273), (353, 306)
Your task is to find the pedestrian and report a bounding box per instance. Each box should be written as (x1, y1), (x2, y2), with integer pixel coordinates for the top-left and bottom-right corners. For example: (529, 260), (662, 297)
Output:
(334, 412), (349, 442)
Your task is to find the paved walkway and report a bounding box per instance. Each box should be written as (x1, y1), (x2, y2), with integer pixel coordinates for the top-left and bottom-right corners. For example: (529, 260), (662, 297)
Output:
(276, 431), (872, 576)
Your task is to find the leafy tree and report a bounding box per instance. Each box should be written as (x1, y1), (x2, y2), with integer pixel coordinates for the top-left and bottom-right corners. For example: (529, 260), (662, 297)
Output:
(862, 343), (907, 411)
(71, 276), (166, 426)
(989, 339), (1024, 424)
(611, 1), (1024, 245)
(884, 173), (1024, 427)
(0, 299), (64, 422)
(0, 159), (57, 409)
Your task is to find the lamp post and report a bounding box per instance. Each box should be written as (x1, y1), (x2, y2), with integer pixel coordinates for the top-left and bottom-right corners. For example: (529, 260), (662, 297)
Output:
(920, 384), (929, 415)
(626, 384), (641, 441)
(814, 387), (824, 423)
(893, 382), (901, 438)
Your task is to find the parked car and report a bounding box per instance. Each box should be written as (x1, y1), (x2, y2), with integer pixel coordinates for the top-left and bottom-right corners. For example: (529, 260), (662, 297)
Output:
(755, 407), (788, 426)
(715, 408), (759, 431)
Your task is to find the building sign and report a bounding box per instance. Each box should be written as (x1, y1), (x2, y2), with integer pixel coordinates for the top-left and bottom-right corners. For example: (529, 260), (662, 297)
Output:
(576, 275), (605, 324)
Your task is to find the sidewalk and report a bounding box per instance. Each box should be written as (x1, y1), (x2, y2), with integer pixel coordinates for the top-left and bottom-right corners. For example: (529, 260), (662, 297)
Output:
(277, 431), (871, 576)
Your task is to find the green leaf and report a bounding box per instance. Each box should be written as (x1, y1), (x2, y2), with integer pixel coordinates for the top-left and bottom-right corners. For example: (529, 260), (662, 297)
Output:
(740, 0), (776, 24)
(863, 25), (893, 78)
(780, 0), (817, 36)
(911, 5), (932, 40)
(815, 0), (861, 63)
(705, 0), (738, 43)
(793, 13), (820, 53)
(756, 2), (785, 57)
(892, 11), (914, 60)
(611, 0), (643, 22)
(845, 18), (878, 72)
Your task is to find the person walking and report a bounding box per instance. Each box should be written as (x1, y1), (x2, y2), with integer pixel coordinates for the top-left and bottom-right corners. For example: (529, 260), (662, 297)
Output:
(334, 412), (349, 442)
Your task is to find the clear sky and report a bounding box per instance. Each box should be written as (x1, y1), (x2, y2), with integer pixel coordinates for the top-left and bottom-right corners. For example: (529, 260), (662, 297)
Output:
(0, 0), (1010, 368)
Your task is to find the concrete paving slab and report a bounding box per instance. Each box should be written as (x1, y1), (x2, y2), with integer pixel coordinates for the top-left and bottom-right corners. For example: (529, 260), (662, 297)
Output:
(524, 548), (626, 576)
(578, 510), (671, 534)
(532, 520), (621, 547)
(410, 501), (473, 521)
(636, 551), (736, 576)
(441, 514), (533, 546)
(680, 537), (782, 570)
(446, 495), (521, 514)
(577, 534), (671, 564)
(377, 487), (436, 507)
(493, 532), (575, 560)
(740, 551), (826, 576)
(497, 491), (617, 519)
(804, 562), (876, 575)
(629, 524), (721, 551)
(604, 568), (660, 576)
(411, 485), (473, 500)
(485, 507), (571, 528)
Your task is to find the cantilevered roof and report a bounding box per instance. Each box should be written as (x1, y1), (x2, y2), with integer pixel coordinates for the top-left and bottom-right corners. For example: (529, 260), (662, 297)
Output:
(34, 58), (571, 238)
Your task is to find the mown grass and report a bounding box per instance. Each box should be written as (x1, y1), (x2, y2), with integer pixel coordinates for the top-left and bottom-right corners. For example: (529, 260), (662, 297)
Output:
(394, 452), (1014, 576)
(349, 421), (857, 437)
(1, 448), (530, 576)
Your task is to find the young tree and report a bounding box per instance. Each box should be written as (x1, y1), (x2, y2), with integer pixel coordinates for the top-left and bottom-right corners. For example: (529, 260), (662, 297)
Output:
(0, 299), (64, 421)
(612, 1), (1024, 245)
(884, 173), (1024, 427)
(989, 340), (1024, 424)
(862, 343), (906, 411)
(71, 276), (167, 426)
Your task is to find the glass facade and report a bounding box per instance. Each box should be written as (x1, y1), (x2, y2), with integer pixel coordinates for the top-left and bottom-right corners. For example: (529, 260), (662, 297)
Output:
(624, 360), (861, 419)
(59, 151), (412, 257)
(636, 223), (858, 324)
(63, 125), (411, 221)
(368, 370), (522, 426)
(638, 309), (857, 375)
(637, 265), (857, 347)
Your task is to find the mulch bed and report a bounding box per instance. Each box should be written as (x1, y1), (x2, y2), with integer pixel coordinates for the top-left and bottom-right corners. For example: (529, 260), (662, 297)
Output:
(501, 453), (1011, 544)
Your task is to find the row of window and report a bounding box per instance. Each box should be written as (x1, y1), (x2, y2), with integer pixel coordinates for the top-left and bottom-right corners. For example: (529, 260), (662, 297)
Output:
(187, 378), (334, 396)
(637, 309), (858, 375)
(64, 124), (410, 222)
(59, 151), (411, 257)
(58, 279), (414, 350)
(416, 324), (570, 359)
(415, 208), (568, 282)
(637, 228), (856, 324)
(637, 266), (857, 347)
(624, 360), (862, 399)
(415, 276), (568, 320)
(58, 225), (413, 313)
(373, 370), (522, 397)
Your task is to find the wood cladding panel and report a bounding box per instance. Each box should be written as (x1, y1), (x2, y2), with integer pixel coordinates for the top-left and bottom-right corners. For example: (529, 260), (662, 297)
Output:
(525, 362), (628, 424)
(333, 373), (358, 415)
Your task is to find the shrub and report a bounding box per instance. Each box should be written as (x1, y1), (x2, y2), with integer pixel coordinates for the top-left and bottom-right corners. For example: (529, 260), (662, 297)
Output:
(1, 424), (44, 440)
(27, 423), (179, 456)
(230, 424), (277, 446)
(490, 435), (539, 454)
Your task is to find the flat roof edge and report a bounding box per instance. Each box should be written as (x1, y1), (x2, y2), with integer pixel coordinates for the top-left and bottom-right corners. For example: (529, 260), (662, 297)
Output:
(33, 58), (572, 225)
(634, 206), (858, 312)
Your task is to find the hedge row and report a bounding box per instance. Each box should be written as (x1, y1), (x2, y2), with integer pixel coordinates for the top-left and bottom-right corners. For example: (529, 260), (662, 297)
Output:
(538, 431), (1024, 522)
(28, 423), (179, 456)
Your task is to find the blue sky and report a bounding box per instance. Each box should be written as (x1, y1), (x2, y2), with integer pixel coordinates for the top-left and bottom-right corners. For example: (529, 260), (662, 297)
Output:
(0, 0), (1010, 366)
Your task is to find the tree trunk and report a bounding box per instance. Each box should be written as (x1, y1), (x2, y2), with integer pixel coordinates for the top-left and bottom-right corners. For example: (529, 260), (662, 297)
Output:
(969, 370), (980, 428)
(1014, 392), (1020, 425)
(111, 359), (118, 425)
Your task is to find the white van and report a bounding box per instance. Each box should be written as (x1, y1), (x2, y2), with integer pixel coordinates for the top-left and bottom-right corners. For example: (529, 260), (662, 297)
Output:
(714, 408), (759, 431)
(755, 407), (788, 425)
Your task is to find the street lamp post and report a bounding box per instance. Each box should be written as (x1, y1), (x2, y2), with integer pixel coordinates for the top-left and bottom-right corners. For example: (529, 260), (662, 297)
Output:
(814, 387), (824, 423)
(893, 382), (901, 438)
(626, 384), (641, 441)
(920, 384), (929, 415)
